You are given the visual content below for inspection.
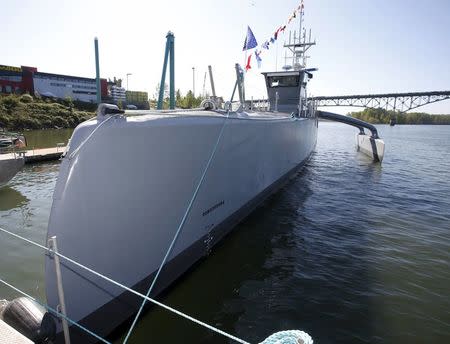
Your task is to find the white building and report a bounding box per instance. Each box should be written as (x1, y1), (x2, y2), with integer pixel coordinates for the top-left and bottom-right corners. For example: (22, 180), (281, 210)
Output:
(33, 72), (98, 103)
(110, 85), (126, 104)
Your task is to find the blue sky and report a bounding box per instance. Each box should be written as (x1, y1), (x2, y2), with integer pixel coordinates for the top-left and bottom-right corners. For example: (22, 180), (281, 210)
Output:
(2, 0), (449, 114)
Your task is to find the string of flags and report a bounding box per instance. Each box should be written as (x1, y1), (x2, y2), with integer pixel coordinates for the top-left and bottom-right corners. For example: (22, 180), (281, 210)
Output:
(242, 0), (305, 71)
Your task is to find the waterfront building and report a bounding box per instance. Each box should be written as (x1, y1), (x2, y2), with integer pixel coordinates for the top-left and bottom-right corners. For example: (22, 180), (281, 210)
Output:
(109, 85), (126, 104)
(0, 65), (36, 95)
(126, 90), (149, 109)
(0, 64), (147, 106)
(33, 72), (108, 103)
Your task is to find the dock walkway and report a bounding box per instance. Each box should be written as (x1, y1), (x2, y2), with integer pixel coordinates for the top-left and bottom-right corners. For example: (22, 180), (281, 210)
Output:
(1, 146), (66, 164)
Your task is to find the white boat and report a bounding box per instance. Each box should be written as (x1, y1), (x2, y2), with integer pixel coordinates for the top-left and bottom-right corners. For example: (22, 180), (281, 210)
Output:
(0, 154), (24, 188)
(0, 134), (26, 150)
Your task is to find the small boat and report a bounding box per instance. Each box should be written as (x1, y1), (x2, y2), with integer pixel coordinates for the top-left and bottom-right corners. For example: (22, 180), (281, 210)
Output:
(0, 133), (27, 150)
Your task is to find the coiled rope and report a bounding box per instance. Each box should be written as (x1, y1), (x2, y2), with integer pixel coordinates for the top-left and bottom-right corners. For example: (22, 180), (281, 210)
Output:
(260, 330), (313, 344)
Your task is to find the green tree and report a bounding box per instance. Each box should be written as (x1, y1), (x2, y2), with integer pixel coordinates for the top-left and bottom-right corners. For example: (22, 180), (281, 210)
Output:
(350, 108), (450, 125)
(176, 89), (182, 107)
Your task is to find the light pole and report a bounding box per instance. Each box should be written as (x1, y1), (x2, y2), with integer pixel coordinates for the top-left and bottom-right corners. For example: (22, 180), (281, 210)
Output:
(126, 73), (132, 91)
(192, 67), (195, 97)
(94, 37), (101, 104)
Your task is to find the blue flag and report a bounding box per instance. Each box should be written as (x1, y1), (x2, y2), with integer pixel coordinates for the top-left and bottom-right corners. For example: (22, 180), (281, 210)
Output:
(243, 26), (258, 51)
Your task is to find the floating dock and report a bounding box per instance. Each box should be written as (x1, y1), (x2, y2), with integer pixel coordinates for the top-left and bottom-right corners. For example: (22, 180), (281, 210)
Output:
(0, 319), (33, 344)
(1, 146), (66, 164)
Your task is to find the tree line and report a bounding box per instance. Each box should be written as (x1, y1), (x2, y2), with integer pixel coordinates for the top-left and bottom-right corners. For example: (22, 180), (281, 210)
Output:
(350, 108), (450, 125)
(150, 83), (205, 109)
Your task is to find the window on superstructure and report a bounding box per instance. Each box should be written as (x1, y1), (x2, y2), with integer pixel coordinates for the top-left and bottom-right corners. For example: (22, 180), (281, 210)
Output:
(267, 75), (299, 88)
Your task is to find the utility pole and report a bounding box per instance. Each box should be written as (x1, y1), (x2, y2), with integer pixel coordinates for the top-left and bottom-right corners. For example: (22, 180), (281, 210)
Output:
(192, 67), (195, 96)
(157, 31), (175, 109)
(208, 65), (216, 98)
(94, 37), (101, 104)
(202, 71), (207, 97)
(126, 73), (132, 91)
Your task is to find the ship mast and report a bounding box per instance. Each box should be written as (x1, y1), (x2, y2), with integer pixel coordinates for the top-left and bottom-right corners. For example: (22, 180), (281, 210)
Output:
(283, 4), (315, 71)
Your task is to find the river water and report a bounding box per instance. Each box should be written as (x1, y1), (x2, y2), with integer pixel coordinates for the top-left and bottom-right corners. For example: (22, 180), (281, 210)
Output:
(0, 124), (449, 343)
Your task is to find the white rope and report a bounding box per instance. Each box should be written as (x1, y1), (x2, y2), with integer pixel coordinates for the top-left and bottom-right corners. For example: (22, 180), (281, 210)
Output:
(68, 114), (117, 160)
(0, 226), (250, 344)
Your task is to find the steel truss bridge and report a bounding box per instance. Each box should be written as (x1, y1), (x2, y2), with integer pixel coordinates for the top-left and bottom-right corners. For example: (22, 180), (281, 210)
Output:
(309, 91), (450, 113)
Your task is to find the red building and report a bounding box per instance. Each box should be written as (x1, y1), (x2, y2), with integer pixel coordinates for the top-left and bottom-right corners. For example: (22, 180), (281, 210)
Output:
(0, 64), (108, 103)
(0, 65), (36, 95)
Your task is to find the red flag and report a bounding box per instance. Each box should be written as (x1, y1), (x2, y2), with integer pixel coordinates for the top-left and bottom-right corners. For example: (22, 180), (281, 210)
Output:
(274, 27), (282, 40)
(246, 53), (252, 71)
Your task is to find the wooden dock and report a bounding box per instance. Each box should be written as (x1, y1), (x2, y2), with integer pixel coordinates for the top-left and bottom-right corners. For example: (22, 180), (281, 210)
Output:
(0, 319), (33, 344)
(2, 145), (66, 164)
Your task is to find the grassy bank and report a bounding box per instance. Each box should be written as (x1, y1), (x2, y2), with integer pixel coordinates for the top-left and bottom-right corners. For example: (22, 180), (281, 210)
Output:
(0, 91), (205, 131)
(0, 94), (95, 131)
(350, 108), (450, 124)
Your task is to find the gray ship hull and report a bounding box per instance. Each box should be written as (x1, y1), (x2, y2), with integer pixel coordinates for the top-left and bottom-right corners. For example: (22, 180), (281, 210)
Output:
(45, 110), (318, 341)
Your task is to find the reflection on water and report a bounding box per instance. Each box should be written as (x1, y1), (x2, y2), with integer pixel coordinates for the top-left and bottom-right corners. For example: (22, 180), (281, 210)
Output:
(24, 129), (73, 149)
(0, 161), (60, 301)
(0, 187), (28, 211)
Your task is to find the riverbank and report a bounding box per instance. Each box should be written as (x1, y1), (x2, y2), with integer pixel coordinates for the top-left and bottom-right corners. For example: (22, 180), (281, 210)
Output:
(350, 108), (450, 124)
(0, 94), (95, 131)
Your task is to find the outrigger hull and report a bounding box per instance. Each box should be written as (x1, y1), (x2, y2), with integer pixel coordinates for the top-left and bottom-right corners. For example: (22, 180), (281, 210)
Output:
(45, 110), (317, 341)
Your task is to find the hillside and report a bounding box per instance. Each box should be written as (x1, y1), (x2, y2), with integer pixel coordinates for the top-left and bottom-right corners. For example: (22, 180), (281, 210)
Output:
(0, 94), (95, 131)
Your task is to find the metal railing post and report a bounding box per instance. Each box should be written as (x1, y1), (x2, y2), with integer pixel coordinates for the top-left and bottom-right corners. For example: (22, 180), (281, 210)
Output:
(48, 236), (71, 344)
(235, 63), (244, 109)
(275, 91), (279, 112)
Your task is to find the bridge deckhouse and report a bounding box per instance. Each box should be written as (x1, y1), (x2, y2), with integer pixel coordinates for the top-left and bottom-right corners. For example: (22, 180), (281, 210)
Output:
(262, 69), (313, 115)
